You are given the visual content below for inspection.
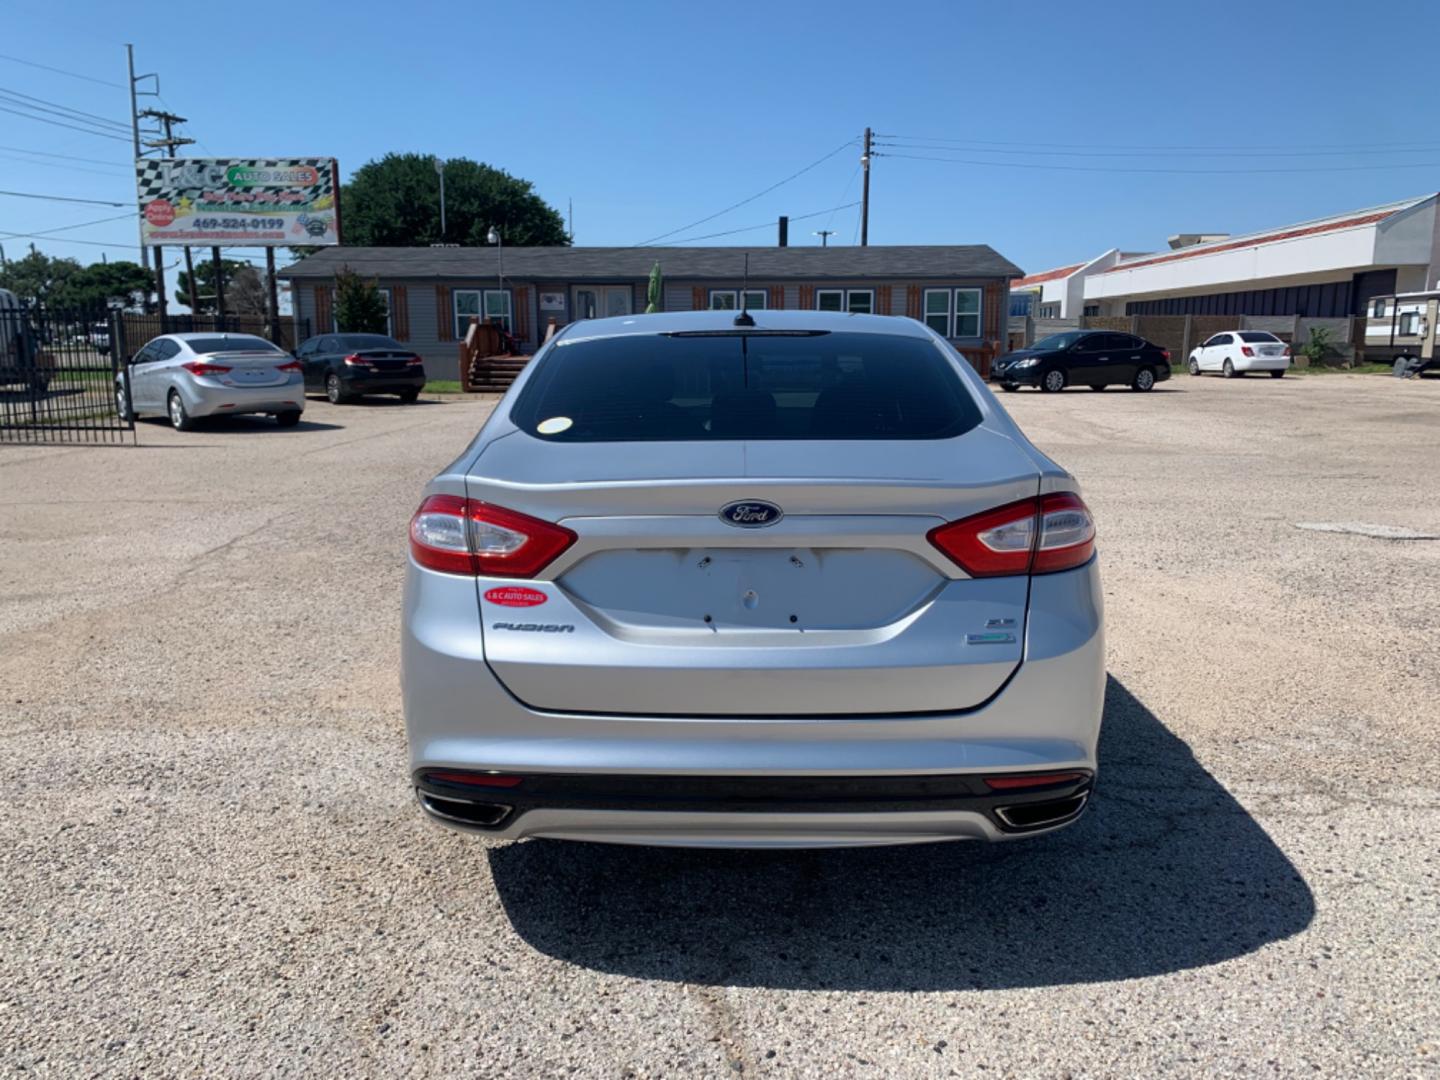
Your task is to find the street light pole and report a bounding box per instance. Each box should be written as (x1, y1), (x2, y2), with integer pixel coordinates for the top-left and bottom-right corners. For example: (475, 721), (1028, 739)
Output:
(433, 157), (446, 241)
(487, 226), (503, 290)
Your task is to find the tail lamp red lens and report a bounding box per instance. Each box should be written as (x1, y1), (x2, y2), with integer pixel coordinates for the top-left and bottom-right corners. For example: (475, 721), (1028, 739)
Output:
(343, 354), (371, 367)
(405, 356), (424, 366)
(1241, 346), (1255, 357)
(277, 360), (302, 373)
(928, 493), (1095, 577)
(409, 495), (576, 578)
(1161, 349), (1171, 362)
(422, 770), (524, 788)
(181, 361), (231, 376)
(983, 772), (1086, 790)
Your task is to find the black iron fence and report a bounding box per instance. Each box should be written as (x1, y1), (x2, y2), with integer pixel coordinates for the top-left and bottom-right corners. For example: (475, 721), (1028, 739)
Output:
(118, 313), (310, 355)
(0, 306), (311, 445)
(0, 304), (132, 445)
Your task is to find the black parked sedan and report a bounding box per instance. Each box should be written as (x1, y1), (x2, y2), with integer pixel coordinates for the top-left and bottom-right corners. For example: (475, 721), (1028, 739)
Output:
(295, 332), (426, 404)
(993, 331), (1172, 393)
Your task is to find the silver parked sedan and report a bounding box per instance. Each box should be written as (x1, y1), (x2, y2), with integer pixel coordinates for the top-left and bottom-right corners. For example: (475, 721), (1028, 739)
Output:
(402, 310), (1104, 848)
(117, 332), (305, 430)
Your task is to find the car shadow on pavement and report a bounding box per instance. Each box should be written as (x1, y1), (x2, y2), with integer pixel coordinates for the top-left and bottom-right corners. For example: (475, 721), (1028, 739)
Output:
(488, 676), (1315, 991)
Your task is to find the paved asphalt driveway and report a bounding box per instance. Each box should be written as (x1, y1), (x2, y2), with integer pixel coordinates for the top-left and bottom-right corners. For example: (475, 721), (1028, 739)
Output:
(1, 375), (1437, 1077)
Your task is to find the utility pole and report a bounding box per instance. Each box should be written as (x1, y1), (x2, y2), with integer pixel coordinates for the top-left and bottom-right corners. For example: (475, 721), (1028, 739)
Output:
(142, 109), (198, 317)
(860, 127), (872, 247)
(433, 156), (446, 241)
(126, 46), (147, 276)
(813, 230), (835, 247)
(212, 246), (226, 319)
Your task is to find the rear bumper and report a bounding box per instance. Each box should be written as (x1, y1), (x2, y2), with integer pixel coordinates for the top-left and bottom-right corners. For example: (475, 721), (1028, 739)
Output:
(1233, 357), (1290, 372)
(182, 375), (305, 418)
(401, 558), (1105, 847)
(413, 769), (1093, 847)
(341, 372), (426, 392)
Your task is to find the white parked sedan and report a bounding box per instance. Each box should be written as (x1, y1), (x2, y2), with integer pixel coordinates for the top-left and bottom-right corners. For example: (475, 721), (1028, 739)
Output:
(117, 333), (305, 430)
(1188, 331), (1291, 378)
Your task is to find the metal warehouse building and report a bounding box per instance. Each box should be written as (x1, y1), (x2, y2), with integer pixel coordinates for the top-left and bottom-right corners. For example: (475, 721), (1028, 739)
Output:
(1014, 194), (1439, 323)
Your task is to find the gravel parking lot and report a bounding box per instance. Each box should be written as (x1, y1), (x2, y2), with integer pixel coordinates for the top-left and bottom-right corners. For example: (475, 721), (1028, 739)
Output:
(2, 374), (1438, 1078)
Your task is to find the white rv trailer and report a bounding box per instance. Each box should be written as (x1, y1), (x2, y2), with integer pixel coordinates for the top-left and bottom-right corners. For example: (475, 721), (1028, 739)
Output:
(1364, 289), (1439, 377)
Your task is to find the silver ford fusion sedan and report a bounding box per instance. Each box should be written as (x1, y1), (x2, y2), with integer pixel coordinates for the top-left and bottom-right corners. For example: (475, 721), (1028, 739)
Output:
(117, 332), (305, 430)
(402, 309), (1104, 848)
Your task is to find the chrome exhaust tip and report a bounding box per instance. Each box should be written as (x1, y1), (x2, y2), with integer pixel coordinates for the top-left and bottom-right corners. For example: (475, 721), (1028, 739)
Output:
(418, 790), (514, 828)
(994, 792), (1088, 831)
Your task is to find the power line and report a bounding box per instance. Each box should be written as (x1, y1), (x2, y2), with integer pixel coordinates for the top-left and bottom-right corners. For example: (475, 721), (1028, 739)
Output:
(0, 231), (133, 250)
(0, 102), (131, 142)
(879, 133), (1440, 152)
(0, 51), (124, 89)
(874, 139), (1440, 160)
(634, 137), (860, 246)
(0, 144), (128, 168)
(653, 201), (862, 246)
(0, 212), (136, 241)
(0, 152), (128, 177)
(0, 86), (130, 131)
(874, 151), (1440, 175)
(0, 189), (128, 207)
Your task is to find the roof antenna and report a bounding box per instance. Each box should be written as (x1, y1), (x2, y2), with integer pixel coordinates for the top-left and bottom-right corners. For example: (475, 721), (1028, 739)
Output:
(734, 253), (755, 326)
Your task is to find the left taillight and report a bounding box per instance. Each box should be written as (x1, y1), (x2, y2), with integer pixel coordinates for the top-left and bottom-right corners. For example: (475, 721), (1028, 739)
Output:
(409, 495), (577, 578)
(928, 493), (1096, 577)
(181, 361), (231, 376)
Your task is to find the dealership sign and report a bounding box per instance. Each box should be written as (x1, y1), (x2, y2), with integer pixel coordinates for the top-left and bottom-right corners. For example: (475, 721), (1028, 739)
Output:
(134, 158), (340, 247)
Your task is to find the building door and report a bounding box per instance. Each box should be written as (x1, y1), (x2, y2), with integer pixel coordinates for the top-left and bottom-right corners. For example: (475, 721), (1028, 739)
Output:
(573, 286), (632, 320)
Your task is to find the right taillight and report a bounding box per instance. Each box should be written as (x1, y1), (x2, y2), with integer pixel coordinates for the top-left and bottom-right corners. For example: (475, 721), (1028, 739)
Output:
(928, 493), (1095, 577)
(409, 495), (576, 578)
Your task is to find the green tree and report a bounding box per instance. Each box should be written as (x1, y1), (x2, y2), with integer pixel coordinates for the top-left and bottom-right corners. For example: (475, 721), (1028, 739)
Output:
(54, 261), (152, 311)
(0, 251), (82, 306)
(174, 258), (250, 313)
(329, 153), (568, 249)
(333, 266), (387, 333)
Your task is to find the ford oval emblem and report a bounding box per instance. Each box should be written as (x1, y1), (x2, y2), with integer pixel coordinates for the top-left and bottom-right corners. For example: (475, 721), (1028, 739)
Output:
(719, 500), (783, 528)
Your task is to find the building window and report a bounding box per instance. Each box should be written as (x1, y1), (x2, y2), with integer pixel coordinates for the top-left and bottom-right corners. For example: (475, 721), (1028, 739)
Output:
(921, 288), (983, 337)
(709, 289), (767, 310)
(816, 288), (872, 314)
(454, 288), (512, 337)
(923, 289), (951, 335)
(1082, 304), (1100, 318)
(954, 288), (981, 337)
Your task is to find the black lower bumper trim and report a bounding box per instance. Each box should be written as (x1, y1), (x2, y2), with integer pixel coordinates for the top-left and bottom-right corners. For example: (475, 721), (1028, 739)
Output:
(413, 770), (1094, 835)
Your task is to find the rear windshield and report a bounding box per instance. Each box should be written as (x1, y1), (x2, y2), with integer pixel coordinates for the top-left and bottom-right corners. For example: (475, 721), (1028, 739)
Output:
(511, 330), (983, 441)
(185, 335), (283, 354)
(337, 334), (402, 350)
(1238, 332), (1280, 343)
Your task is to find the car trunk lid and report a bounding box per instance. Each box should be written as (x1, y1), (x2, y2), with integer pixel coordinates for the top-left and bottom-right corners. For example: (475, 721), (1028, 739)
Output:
(469, 429), (1040, 716)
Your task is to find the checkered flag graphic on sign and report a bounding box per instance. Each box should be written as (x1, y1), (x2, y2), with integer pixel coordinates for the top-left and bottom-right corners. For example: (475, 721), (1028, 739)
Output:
(134, 159), (337, 204)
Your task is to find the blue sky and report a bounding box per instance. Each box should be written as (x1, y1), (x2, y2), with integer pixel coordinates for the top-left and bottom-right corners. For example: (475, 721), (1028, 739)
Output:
(3, 0), (1439, 278)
